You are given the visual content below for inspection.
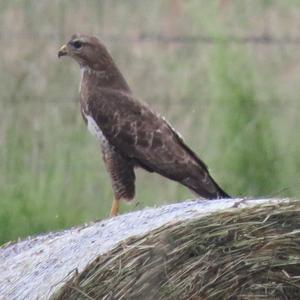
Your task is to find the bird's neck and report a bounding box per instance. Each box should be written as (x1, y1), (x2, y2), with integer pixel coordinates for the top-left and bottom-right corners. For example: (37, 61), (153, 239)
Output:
(79, 64), (131, 94)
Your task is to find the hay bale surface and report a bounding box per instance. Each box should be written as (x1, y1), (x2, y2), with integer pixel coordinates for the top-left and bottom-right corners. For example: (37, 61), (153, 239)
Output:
(0, 198), (299, 299)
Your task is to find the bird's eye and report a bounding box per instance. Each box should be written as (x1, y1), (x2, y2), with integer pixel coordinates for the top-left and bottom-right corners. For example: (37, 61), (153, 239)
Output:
(72, 41), (82, 49)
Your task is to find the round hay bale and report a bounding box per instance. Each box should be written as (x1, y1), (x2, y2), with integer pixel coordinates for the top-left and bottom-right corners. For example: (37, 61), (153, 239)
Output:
(52, 200), (300, 300)
(1, 199), (299, 299)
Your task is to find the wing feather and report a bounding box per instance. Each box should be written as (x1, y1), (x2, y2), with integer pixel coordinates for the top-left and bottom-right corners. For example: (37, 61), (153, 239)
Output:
(87, 88), (229, 198)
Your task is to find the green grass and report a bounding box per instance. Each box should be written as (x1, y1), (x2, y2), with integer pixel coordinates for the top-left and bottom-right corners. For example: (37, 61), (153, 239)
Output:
(1, 0), (300, 245)
(207, 46), (281, 196)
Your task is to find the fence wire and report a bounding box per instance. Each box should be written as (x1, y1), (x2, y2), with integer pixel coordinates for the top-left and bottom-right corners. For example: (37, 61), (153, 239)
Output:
(1, 32), (300, 45)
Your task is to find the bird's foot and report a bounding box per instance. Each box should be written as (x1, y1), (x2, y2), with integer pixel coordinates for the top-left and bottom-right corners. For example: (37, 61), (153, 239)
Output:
(110, 198), (120, 217)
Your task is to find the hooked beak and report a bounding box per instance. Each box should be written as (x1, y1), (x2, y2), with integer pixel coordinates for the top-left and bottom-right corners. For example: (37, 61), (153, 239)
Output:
(58, 44), (68, 58)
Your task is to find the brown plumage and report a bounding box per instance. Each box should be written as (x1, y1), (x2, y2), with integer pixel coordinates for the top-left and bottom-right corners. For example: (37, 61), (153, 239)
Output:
(58, 34), (230, 215)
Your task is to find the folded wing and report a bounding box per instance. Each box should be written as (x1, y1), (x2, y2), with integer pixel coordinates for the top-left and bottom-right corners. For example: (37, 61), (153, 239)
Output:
(88, 88), (230, 199)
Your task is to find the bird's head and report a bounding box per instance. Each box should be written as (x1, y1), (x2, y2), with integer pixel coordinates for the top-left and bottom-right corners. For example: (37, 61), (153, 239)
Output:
(58, 33), (112, 70)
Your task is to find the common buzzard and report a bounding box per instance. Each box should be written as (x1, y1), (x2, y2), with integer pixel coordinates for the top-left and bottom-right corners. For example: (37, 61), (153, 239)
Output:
(58, 34), (230, 216)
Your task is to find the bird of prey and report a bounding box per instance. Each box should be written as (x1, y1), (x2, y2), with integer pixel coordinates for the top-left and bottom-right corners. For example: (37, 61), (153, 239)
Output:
(58, 34), (230, 216)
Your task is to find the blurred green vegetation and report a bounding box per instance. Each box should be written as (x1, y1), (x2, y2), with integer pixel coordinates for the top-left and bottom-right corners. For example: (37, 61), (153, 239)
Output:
(1, 0), (300, 244)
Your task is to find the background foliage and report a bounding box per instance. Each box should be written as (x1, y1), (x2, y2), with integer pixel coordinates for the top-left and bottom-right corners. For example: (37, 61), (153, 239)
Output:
(1, 0), (300, 244)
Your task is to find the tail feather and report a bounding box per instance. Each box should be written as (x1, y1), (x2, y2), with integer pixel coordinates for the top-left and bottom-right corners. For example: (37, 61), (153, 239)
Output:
(208, 175), (231, 199)
(166, 125), (231, 199)
(182, 174), (231, 200)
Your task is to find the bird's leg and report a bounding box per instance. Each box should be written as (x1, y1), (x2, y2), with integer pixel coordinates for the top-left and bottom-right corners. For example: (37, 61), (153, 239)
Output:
(110, 198), (120, 217)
